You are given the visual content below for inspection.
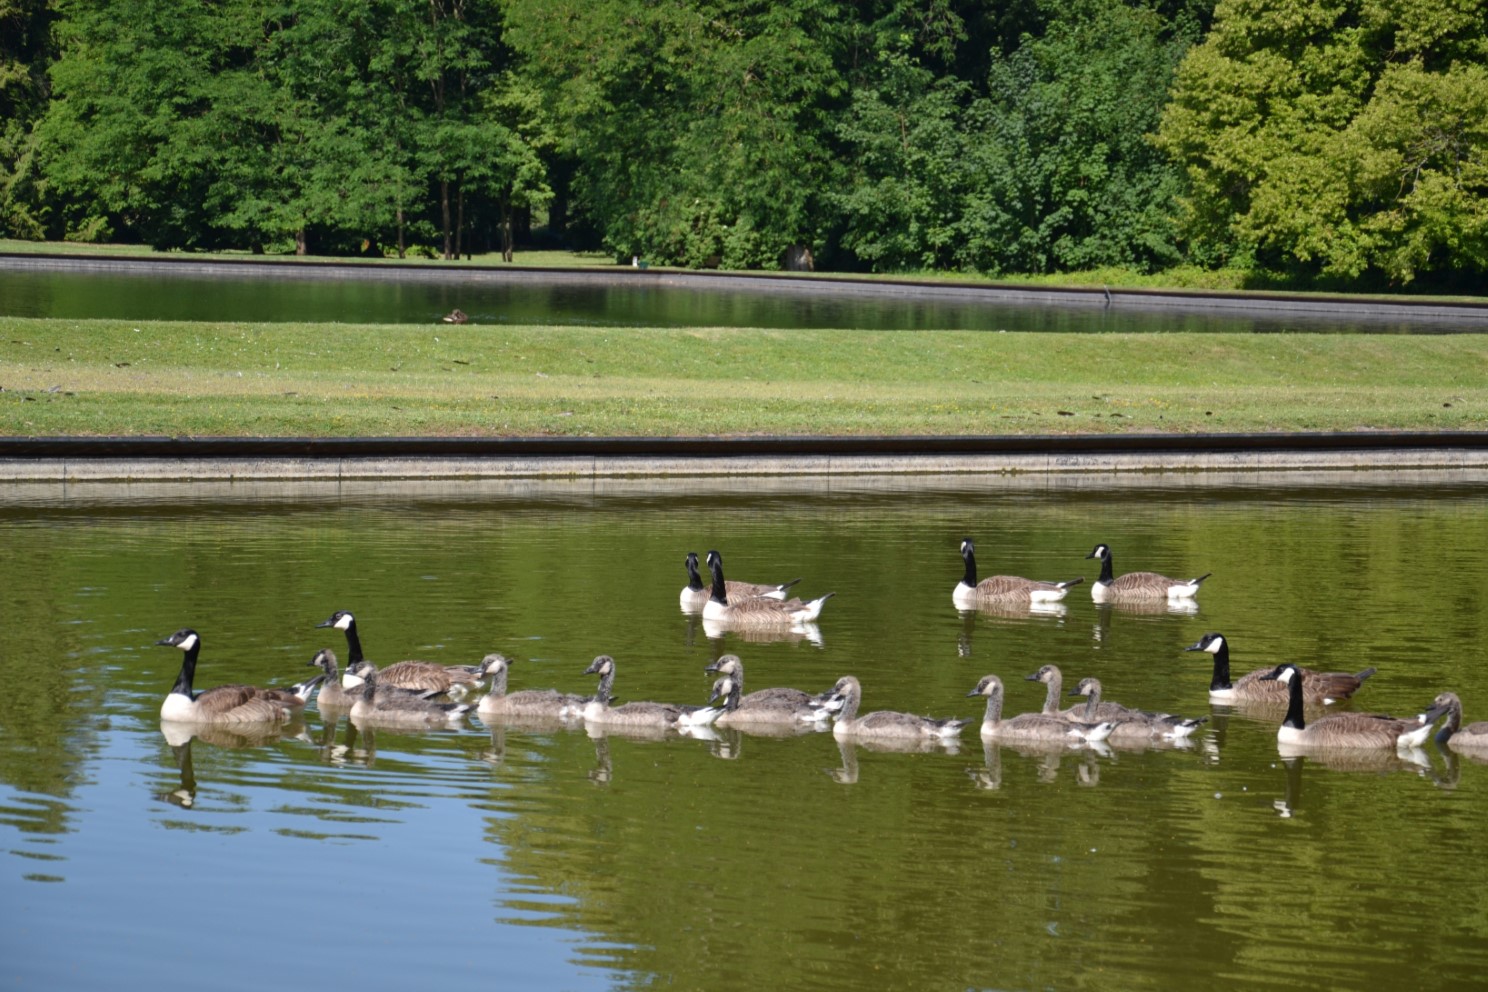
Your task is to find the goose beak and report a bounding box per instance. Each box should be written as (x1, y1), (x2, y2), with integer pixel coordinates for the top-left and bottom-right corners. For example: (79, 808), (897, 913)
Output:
(1023, 672), (1041, 681)
(1182, 641), (1204, 652)
(154, 637), (173, 646)
(315, 618), (334, 628)
(965, 688), (981, 697)
(704, 661), (721, 673)
(1084, 550), (1098, 559)
(1422, 702), (1449, 723)
(1067, 688), (1083, 696)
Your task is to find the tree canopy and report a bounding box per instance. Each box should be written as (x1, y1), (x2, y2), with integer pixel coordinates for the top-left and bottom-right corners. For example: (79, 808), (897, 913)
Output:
(3, 0), (1484, 287)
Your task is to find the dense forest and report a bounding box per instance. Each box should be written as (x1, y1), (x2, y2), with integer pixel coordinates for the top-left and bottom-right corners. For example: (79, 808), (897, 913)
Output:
(1, 0), (1485, 287)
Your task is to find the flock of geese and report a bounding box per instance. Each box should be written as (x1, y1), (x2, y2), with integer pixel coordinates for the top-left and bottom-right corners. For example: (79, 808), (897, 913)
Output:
(153, 543), (1488, 762)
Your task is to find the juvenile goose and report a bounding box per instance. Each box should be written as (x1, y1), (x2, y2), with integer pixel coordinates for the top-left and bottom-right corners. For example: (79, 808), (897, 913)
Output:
(577, 655), (722, 730)
(1066, 678), (1208, 740)
(1084, 544), (1210, 603)
(953, 538), (1084, 607)
(1184, 633), (1376, 705)
(1026, 665), (1084, 719)
(823, 676), (967, 743)
(349, 667), (473, 728)
(157, 628), (316, 724)
(317, 610), (483, 696)
(1421, 692), (1488, 753)
(680, 551), (801, 611)
(1259, 663), (1433, 749)
(967, 674), (1115, 743)
(700, 550), (834, 625)
(703, 654), (837, 728)
(307, 648), (356, 709)
(475, 653), (588, 720)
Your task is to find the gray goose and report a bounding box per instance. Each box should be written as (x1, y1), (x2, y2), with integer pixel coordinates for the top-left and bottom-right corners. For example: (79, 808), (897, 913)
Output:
(967, 675), (1114, 742)
(474, 653), (587, 720)
(823, 676), (966, 743)
(1066, 677), (1207, 740)
(1423, 692), (1488, 753)
(703, 654), (837, 728)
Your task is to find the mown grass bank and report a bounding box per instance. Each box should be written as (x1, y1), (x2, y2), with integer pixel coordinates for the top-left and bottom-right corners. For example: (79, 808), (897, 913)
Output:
(2, 317), (1484, 437)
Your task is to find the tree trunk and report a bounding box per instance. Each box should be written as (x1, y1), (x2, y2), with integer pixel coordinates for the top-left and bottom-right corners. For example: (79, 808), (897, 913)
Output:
(455, 185), (465, 260)
(441, 180), (453, 259)
(295, 228), (308, 256)
(396, 206), (406, 259)
(500, 200), (514, 262)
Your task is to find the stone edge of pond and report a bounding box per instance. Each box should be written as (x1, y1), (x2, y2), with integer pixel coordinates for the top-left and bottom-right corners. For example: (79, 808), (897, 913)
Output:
(5, 251), (1488, 322)
(3, 433), (1487, 482)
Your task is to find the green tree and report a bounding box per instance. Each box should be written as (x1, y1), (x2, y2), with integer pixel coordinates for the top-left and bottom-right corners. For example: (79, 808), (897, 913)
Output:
(0, 0), (54, 238)
(1157, 0), (1488, 283)
(505, 0), (842, 268)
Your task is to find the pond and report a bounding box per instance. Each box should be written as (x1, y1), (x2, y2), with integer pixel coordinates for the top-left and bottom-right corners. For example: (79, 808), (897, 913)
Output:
(2, 473), (1486, 991)
(3, 258), (1485, 333)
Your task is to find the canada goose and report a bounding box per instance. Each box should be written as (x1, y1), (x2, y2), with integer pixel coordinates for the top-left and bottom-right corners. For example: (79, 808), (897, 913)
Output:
(1066, 678), (1208, 740)
(307, 648), (356, 709)
(348, 667), (472, 728)
(1259, 663), (1433, 749)
(680, 551), (801, 611)
(475, 653), (587, 720)
(823, 676), (966, 742)
(442, 308), (469, 324)
(703, 654), (837, 728)
(156, 628), (316, 724)
(700, 550), (833, 625)
(1184, 632), (1376, 705)
(967, 675), (1114, 742)
(1422, 692), (1488, 753)
(316, 610), (482, 695)
(577, 655), (721, 730)
(1084, 544), (1210, 602)
(954, 538), (1084, 607)
(1025, 665), (1085, 719)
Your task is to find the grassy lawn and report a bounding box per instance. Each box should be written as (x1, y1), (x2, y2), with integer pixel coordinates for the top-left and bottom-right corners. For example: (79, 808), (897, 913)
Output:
(2, 317), (1483, 437)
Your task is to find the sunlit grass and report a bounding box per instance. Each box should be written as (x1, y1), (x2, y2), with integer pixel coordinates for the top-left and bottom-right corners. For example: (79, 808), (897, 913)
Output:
(3, 317), (1483, 437)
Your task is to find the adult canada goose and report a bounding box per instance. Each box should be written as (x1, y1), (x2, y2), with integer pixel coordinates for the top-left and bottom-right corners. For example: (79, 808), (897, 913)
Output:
(1066, 678), (1208, 740)
(703, 654), (837, 728)
(967, 675), (1115, 743)
(157, 628), (318, 724)
(1421, 692), (1488, 753)
(316, 610), (484, 696)
(680, 551), (801, 611)
(953, 538), (1084, 607)
(822, 676), (967, 742)
(1259, 663), (1433, 749)
(1084, 544), (1210, 602)
(474, 653), (587, 720)
(349, 667), (472, 728)
(700, 550), (833, 625)
(1184, 632), (1376, 705)
(576, 655), (721, 730)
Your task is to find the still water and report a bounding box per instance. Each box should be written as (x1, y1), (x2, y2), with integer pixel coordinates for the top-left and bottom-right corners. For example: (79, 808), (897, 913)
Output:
(3, 473), (1487, 990)
(2, 260), (1482, 332)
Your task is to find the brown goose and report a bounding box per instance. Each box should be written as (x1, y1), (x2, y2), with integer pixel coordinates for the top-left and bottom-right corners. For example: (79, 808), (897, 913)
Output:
(1184, 633), (1375, 705)
(1423, 692), (1488, 753)
(157, 629), (318, 724)
(348, 667), (472, 728)
(317, 609), (483, 697)
(680, 551), (801, 611)
(953, 538), (1083, 607)
(1261, 663), (1433, 749)
(576, 655), (721, 730)
(1085, 543), (1210, 603)
(700, 550), (833, 626)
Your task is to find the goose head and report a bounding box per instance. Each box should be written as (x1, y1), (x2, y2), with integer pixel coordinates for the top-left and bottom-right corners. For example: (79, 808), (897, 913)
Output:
(1026, 665), (1061, 685)
(705, 654), (743, 677)
(1084, 544), (1111, 562)
(317, 610), (355, 631)
(475, 653), (511, 679)
(1185, 632), (1227, 655)
(156, 628), (201, 651)
(583, 655), (615, 678)
(966, 674), (1004, 700)
(1067, 677), (1102, 699)
(308, 648), (338, 675)
(1258, 663), (1297, 684)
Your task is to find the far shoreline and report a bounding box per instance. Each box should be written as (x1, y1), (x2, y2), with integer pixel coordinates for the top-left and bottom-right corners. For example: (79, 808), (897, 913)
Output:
(5, 251), (1487, 326)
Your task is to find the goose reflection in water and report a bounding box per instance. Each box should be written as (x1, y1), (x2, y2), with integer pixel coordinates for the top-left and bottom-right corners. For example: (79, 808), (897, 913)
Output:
(157, 719), (309, 808)
(701, 616), (824, 647)
(969, 738), (1107, 790)
(830, 735), (961, 786)
(1273, 749), (1442, 818)
(1089, 598), (1199, 645)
